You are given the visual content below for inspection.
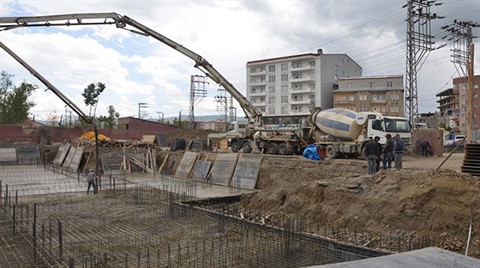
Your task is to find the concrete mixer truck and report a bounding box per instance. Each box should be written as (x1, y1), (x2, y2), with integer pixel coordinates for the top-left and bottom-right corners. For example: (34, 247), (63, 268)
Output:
(307, 108), (411, 158)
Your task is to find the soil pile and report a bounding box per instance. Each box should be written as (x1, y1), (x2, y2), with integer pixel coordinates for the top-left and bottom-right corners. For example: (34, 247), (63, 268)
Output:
(240, 156), (480, 257)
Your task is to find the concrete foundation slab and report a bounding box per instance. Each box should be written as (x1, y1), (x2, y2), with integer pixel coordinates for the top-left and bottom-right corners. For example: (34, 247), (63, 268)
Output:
(315, 247), (480, 268)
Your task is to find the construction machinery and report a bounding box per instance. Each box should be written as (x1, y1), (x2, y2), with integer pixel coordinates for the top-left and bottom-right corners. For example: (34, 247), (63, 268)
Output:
(308, 108), (411, 158)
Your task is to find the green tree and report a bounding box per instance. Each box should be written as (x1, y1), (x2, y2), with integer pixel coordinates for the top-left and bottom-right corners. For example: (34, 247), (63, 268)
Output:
(98, 105), (118, 129)
(0, 71), (36, 124)
(81, 82), (105, 118)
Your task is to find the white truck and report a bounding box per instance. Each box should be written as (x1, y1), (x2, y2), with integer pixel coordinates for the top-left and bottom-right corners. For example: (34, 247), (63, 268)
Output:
(309, 108), (411, 158)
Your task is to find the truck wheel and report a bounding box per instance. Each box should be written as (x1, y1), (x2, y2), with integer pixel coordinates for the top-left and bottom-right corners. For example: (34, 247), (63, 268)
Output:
(242, 142), (252, 153)
(326, 145), (337, 158)
(278, 143), (289, 155)
(267, 143), (278, 154)
(231, 142), (239, 152)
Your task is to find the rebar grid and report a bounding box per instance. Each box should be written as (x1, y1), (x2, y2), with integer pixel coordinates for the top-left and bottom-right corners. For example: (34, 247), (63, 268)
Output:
(0, 164), (387, 267)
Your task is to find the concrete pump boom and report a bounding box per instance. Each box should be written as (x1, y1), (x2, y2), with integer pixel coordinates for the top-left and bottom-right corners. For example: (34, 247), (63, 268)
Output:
(0, 12), (262, 125)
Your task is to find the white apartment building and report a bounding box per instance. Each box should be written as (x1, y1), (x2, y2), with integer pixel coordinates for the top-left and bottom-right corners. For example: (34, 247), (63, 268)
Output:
(246, 49), (362, 128)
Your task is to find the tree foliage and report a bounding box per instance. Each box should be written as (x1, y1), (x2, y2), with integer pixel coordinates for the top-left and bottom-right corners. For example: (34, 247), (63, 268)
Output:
(81, 82), (105, 118)
(0, 71), (36, 124)
(98, 105), (118, 129)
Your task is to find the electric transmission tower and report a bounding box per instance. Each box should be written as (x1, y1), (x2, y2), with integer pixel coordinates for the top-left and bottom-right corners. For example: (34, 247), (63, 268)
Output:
(403, 0), (443, 126)
(442, 20), (480, 142)
(138, 102), (148, 119)
(189, 75), (208, 129)
(214, 88), (229, 131)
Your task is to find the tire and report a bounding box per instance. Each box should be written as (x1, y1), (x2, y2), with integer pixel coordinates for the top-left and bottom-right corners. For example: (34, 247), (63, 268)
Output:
(278, 143), (289, 155)
(326, 145), (337, 158)
(242, 142), (252, 153)
(231, 142), (239, 152)
(267, 143), (278, 154)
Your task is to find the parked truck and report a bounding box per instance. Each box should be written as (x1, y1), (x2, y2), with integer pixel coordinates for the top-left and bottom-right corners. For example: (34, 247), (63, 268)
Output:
(308, 108), (411, 158)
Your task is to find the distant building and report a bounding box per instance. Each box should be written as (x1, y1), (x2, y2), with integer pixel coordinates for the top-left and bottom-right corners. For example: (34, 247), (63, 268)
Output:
(436, 75), (480, 136)
(196, 121), (227, 132)
(246, 49), (362, 128)
(333, 75), (405, 117)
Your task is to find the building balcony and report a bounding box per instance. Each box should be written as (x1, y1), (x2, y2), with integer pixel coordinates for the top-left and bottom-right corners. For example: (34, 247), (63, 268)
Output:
(291, 86), (315, 93)
(249, 91), (266, 96)
(335, 100), (355, 104)
(291, 99), (312, 105)
(291, 64), (315, 71)
(249, 70), (266, 76)
(253, 102), (266, 107)
(371, 99), (387, 104)
(290, 76), (315, 83)
(249, 80), (266, 86)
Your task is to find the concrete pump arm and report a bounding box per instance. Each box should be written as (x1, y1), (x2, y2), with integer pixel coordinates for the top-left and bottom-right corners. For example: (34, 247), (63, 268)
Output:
(0, 12), (262, 125)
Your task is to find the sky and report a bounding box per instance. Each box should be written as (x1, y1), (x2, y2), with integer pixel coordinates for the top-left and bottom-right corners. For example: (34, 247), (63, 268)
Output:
(0, 0), (479, 122)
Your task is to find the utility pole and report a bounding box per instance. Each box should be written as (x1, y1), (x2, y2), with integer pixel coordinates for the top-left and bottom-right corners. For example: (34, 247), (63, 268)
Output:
(214, 88), (229, 131)
(157, 111), (164, 123)
(403, 0), (443, 127)
(138, 102), (148, 119)
(443, 20), (480, 143)
(179, 109), (182, 128)
(189, 75), (208, 129)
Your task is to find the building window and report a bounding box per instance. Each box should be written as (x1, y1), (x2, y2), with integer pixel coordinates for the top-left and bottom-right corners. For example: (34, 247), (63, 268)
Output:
(268, 107), (275, 114)
(281, 63), (288, 71)
(268, 65), (276, 72)
(387, 81), (393, 87)
(310, 61), (316, 67)
(281, 107), (288, 114)
(281, 95), (288, 103)
(281, 85), (288, 93)
(281, 74), (288, 82)
(268, 75), (276, 83)
(268, 96), (275, 104)
(293, 73), (302, 79)
(268, 86), (276, 94)
(250, 97), (256, 103)
(369, 82), (375, 88)
(309, 94), (315, 101)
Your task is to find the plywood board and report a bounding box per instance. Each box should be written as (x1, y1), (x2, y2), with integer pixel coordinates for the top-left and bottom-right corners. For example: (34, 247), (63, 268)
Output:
(191, 160), (211, 182)
(101, 152), (126, 175)
(62, 146), (76, 168)
(156, 132), (168, 147)
(0, 148), (17, 163)
(53, 143), (71, 167)
(68, 146), (84, 172)
(174, 151), (199, 179)
(231, 154), (262, 189)
(208, 153), (238, 186)
(15, 144), (40, 164)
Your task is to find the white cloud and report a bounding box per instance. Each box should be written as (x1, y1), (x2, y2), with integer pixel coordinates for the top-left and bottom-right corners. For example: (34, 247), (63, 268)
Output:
(0, 0), (479, 122)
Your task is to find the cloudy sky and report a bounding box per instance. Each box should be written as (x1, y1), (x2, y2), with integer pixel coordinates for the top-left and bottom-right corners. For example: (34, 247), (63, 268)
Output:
(0, 0), (479, 122)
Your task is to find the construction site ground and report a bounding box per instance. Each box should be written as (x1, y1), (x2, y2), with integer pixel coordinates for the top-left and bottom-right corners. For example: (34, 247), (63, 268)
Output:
(239, 151), (480, 258)
(2, 143), (480, 266)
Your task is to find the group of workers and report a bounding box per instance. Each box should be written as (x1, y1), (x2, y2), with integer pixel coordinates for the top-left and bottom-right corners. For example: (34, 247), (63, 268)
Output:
(363, 133), (405, 174)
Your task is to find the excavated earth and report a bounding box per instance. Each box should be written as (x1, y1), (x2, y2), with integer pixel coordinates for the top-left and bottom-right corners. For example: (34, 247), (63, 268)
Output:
(239, 153), (480, 258)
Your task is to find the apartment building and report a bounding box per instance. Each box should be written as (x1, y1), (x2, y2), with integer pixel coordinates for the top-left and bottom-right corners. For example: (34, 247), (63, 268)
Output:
(436, 87), (460, 132)
(333, 75), (405, 117)
(437, 75), (480, 136)
(246, 49), (362, 128)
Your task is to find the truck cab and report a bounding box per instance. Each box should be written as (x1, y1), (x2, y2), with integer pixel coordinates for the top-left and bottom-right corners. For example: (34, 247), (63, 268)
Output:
(366, 116), (411, 145)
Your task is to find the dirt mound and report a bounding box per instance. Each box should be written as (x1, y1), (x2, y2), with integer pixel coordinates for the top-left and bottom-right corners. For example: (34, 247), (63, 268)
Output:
(240, 156), (480, 257)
